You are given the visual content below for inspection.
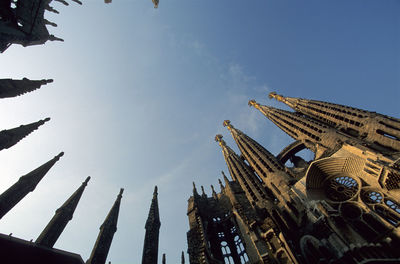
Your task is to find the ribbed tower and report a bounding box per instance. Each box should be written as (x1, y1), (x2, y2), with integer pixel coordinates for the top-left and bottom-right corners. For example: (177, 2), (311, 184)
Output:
(142, 186), (161, 264)
(215, 134), (268, 205)
(87, 188), (124, 264)
(35, 176), (91, 248)
(269, 91), (400, 152)
(249, 99), (349, 157)
(0, 118), (50, 151)
(223, 120), (292, 177)
(0, 78), (53, 98)
(0, 152), (64, 219)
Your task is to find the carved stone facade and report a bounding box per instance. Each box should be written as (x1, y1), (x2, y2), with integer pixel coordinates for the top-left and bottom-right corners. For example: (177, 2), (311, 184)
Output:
(187, 92), (400, 264)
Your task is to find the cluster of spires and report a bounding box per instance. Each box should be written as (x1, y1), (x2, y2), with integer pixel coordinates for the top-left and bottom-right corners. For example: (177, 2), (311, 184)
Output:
(0, 78), (125, 263)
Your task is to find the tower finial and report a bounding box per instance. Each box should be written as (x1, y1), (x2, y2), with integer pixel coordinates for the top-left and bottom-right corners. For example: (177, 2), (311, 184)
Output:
(248, 99), (261, 110)
(162, 253), (166, 264)
(215, 134), (225, 146)
(223, 120), (233, 130)
(269, 91), (285, 102)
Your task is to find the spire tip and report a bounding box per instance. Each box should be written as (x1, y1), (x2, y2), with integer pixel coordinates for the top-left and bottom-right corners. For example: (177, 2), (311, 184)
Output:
(44, 117), (51, 122)
(119, 188), (124, 195)
(84, 176), (91, 184)
(57, 152), (64, 159)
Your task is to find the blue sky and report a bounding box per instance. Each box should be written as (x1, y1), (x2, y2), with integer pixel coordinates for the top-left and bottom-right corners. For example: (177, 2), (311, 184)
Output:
(0, 0), (399, 263)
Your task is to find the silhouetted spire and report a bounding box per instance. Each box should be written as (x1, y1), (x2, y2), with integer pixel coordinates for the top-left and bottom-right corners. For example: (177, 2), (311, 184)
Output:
(249, 99), (348, 156)
(0, 78), (53, 98)
(269, 91), (400, 152)
(215, 134), (268, 204)
(218, 179), (224, 190)
(181, 251), (185, 264)
(162, 253), (166, 264)
(211, 185), (217, 199)
(192, 182), (199, 197)
(87, 188), (124, 264)
(0, 152), (63, 219)
(36, 176), (90, 248)
(0, 118), (50, 151)
(201, 186), (207, 198)
(142, 186), (161, 264)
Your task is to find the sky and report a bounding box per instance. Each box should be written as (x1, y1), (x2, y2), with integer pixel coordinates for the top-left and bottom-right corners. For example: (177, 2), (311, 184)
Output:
(0, 0), (399, 263)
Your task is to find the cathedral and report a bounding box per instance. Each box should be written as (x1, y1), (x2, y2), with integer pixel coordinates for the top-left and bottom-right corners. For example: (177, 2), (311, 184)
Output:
(186, 93), (400, 263)
(1, 1), (400, 263)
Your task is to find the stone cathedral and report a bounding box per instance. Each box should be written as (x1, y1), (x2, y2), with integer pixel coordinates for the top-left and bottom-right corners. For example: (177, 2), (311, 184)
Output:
(186, 93), (400, 264)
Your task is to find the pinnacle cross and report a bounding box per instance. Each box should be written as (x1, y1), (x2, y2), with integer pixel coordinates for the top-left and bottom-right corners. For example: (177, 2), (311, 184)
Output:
(0, 118), (51, 151)
(87, 188), (124, 264)
(36, 176), (90, 247)
(0, 152), (64, 219)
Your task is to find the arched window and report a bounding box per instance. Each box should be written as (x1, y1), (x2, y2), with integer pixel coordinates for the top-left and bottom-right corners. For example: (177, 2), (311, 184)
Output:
(234, 235), (249, 263)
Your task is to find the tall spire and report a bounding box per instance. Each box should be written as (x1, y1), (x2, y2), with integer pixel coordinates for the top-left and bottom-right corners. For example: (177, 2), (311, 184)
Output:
(249, 99), (348, 155)
(0, 78), (53, 98)
(142, 186), (161, 264)
(269, 91), (400, 152)
(215, 134), (269, 204)
(0, 152), (64, 219)
(0, 118), (50, 151)
(87, 188), (124, 264)
(35, 176), (90, 248)
(162, 253), (166, 264)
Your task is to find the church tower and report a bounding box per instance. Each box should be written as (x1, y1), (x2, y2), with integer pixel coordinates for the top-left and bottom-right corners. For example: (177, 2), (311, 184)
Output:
(188, 92), (400, 264)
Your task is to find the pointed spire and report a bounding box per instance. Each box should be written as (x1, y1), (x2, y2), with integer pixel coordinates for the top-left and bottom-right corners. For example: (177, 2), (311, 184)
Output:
(36, 176), (90, 247)
(211, 185), (217, 199)
(0, 78), (53, 99)
(162, 253), (166, 264)
(249, 99), (348, 153)
(0, 118), (50, 151)
(192, 182), (199, 197)
(0, 152), (63, 219)
(215, 134), (269, 204)
(269, 92), (400, 152)
(218, 179), (224, 190)
(142, 186), (161, 264)
(223, 119), (285, 174)
(200, 186), (207, 198)
(222, 171), (230, 185)
(87, 188), (124, 264)
(181, 251), (185, 264)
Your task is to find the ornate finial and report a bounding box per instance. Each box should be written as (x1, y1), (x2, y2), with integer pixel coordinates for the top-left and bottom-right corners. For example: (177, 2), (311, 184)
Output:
(268, 91), (286, 103)
(43, 117), (51, 122)
(215, 134), (226, 146)
(84, 176), (91, 185)
(56, 152), (64, 159)
(223, 120), (234, 130)
(248, 99), (260, 109)
(153, 186), (158, 196)
(119, 188), (124, 196)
